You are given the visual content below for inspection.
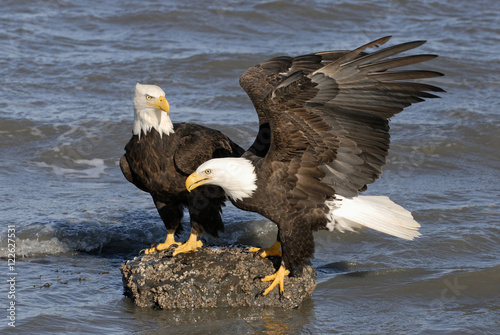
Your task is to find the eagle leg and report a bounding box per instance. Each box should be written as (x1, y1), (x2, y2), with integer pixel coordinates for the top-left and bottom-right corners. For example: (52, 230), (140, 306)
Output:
(248, 241), (282, 258)
(144, 232), (178, 255)
(172, 232), (203, 256)
(261, 265), (290, 296)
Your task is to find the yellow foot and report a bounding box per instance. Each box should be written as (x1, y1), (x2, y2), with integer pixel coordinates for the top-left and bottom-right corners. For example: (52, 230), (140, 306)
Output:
(172, 233), (203, 256)
(144, 233), (178, 255)
(248, 241), (282, 258)
(261, 265), (290, 296)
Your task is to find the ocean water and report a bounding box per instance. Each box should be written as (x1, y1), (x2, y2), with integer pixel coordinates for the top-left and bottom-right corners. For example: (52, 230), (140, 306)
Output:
(1, 0), (499, 334)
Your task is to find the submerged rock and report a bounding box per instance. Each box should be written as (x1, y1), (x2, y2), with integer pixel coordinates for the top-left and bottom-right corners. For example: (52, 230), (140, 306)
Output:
(120, 246), (316, 310)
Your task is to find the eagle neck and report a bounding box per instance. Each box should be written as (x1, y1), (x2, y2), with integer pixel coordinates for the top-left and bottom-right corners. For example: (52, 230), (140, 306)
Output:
(133, 109), (174, 139)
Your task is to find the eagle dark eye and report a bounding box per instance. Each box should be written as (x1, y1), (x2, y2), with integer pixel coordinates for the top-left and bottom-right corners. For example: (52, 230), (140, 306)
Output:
(145, 94), (153, 100)
(204, 169), (212, 175)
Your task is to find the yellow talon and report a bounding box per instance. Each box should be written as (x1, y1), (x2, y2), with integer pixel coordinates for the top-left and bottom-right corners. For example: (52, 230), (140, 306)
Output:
(172, 233), (203, 256)
(261, 265), (290, 295)
(249, 241), (282, 258)
(144, 233), (178, 255)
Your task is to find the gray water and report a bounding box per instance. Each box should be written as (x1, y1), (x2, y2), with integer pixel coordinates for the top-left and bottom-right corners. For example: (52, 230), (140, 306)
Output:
(1, 0), (499, 334)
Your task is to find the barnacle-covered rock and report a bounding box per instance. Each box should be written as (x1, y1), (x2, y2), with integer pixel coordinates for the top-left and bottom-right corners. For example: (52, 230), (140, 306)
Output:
(121, 246), (316, 310)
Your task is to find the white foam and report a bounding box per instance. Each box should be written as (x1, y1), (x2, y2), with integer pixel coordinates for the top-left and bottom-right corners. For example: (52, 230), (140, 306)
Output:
(0, 237), (71, 258)
(36, 158), (107, 179)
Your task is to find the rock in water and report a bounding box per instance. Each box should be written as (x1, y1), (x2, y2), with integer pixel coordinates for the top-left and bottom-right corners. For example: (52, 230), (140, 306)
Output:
(120, 246), (316, 309)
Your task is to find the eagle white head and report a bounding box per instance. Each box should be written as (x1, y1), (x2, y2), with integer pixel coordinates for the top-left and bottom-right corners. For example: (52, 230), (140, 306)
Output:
(185, 157), (258, 201)
(133, 83), (173, 138)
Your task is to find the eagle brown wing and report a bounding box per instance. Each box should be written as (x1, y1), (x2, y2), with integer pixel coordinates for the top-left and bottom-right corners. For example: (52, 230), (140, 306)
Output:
(239, 50), (352, 116)
(258, 36), (444, 198)
(173, 123), (244, 175)
(119, 155), (133, 184)
(240, 49), (353, 157)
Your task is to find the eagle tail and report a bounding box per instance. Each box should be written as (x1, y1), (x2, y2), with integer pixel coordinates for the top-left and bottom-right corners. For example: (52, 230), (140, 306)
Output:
(327, 195), (421, 240)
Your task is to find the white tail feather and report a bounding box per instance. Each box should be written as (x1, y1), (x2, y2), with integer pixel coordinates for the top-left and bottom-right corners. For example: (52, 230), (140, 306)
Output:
(327, 195), (421, 240)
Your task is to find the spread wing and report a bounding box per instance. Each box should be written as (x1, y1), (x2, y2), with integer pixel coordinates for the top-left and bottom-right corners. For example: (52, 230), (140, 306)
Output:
(240, 49), (352, 156)
(249, 36), (444, 198)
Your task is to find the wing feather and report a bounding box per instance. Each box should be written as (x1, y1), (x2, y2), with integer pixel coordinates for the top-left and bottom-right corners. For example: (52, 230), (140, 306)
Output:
(250, 36), (443, 199)
(174, 125), (244, 175)
(239, 50), (353, 156)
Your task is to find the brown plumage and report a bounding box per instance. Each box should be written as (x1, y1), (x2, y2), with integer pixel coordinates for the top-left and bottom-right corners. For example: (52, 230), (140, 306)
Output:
(186, 36), (444, 295)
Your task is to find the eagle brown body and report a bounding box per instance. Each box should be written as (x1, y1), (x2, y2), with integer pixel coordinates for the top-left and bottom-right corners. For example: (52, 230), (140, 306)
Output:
(239, 51), (366, 270)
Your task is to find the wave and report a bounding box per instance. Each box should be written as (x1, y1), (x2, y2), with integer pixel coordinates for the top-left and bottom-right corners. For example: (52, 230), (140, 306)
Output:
(0, 218), (161, 258)
(0, 206), (273, 259)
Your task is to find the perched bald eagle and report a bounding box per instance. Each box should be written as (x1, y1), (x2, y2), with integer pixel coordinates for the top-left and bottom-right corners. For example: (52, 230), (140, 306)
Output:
(120, 83), (244, 255)
(186, 36), (444, 295)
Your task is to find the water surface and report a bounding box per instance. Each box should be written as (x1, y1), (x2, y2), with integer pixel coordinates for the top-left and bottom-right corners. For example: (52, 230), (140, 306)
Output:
(1, 0), (499, 334)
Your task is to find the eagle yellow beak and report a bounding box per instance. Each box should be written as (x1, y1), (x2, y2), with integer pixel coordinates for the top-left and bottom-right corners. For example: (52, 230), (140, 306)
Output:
(185, 171), (210, 192)
(147, 96), (170, 114)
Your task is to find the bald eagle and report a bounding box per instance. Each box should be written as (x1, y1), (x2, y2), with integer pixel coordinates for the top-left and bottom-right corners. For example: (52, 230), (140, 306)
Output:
(120, 83), (244, 255)
(185, 36), (444, 295)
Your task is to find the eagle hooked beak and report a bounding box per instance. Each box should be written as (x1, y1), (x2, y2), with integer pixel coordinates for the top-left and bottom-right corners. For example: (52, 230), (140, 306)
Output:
(185, 171), (210, 192)
(147, 96), (170, 115)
